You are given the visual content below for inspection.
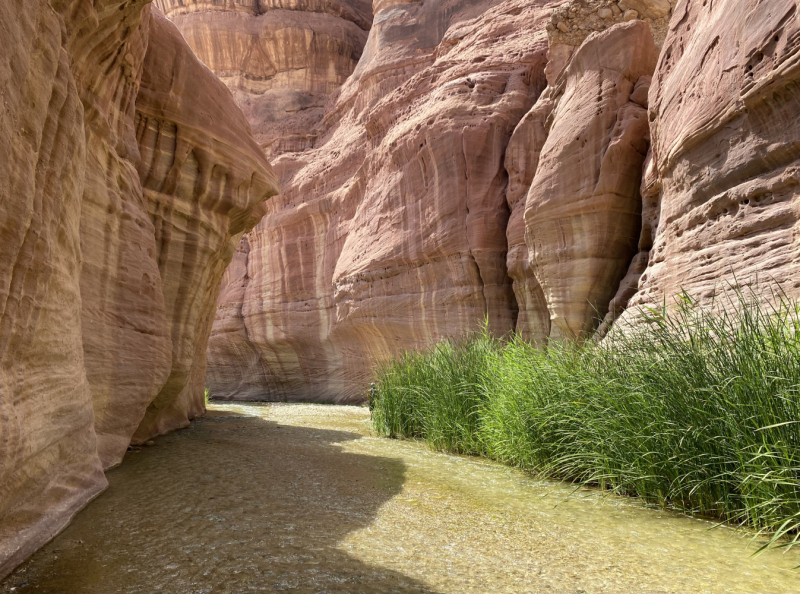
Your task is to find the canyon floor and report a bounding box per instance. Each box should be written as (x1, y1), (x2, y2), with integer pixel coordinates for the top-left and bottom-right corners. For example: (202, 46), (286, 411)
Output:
(2, 403), (799, 593)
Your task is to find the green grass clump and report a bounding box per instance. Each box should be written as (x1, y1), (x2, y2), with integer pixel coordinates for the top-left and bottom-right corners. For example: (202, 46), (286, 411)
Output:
(370, 290), (800, 551)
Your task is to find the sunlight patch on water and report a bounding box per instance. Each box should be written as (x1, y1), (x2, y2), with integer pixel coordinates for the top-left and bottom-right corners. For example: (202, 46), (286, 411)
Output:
(2, 402), (798, 594)
(237, 403), (800, 593)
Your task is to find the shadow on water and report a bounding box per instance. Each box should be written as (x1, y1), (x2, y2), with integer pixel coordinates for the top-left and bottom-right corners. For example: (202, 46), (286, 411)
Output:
(1, 408), (435, 594)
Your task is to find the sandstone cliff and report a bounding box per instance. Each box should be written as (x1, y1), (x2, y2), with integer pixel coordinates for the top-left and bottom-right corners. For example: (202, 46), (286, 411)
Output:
(4, 0), (800, 580)
(0, 0), (107, 577)
(521, 21), (657, 339)
(622, 0), (800, 317)
(206, 0), (555, 402)
(153, 0), (372, 159)
(132, 9), (277, 444)
(207, 0), (800, 402)
(0, 2), (276, 578)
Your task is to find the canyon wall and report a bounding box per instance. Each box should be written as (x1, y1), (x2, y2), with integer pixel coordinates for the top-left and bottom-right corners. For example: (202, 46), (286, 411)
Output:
(207, 0), (800, 402)
(4, 0), (800, 579)
(204, 0), (672, 400)
(0, 0), (107, 576)
(520, 21), (657, 339)
(206, 0), (555, 402)
(621, 0), (800, 316)
(132, 9), (277, 444)
(0, 2), (276, 578)
(152, 0), (373, 158)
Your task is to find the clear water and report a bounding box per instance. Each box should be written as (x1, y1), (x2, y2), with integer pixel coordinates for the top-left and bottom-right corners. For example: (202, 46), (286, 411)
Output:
(3, 402), (799, 593)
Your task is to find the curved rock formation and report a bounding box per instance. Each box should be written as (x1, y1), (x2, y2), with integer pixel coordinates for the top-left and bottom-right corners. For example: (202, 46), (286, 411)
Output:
(0, 0), (108, 577)
(132, 9), (276, 441)
(523, 21), (657, 339)
(622, 0), (800, 316)
(206, 0), (554, 402)
(5, 0), (800, 579)
(153, 0), (372, 158)
(0, 2), (276, 578)
(503, 44), (574, 343)
(76, 4), (174, 471)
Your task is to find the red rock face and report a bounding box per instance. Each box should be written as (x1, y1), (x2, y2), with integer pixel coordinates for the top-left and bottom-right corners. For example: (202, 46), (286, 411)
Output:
(0, 2), (276, 577)
(0, 0), (108, 577)
(523, 21), (657, 339)
(74, 3), (175, 471)
(503, 44), (574, 343)
(153, 0), (372, 159)
(206, 0), (554, 402)
(206, 0), (800, 395)
(132, 9), (277, 442)
(624, 0), (800, 315)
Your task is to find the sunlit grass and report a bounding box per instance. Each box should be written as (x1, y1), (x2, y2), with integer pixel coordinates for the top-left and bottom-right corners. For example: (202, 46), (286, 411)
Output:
(371, 288), (800, 552)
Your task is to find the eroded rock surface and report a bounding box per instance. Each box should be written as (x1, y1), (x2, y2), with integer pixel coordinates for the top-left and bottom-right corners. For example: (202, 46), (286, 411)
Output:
(5, 0), (800, 580)
(546, 0), (676, 48)
(206, 0), (554, 401)
(523, 21), (657, 338)
(622, 0), (800, 317)
(153, 0), (372, 158)
(503, 44), (574, 342)
(0, 0), (107, 577)
(0, 1), (276, 578)
(132, 9), (277, 441)
(76, 3), (174, 471)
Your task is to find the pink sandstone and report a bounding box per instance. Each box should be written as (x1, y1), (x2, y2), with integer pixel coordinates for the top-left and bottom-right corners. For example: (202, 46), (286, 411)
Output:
(206, 0), (555, 402)
(622, 0), (800, 318)
(0, 1), (276, 578)
(153, 0), (372, 159)
(523, 21), (657, 339)
(5, 0), (800, 579)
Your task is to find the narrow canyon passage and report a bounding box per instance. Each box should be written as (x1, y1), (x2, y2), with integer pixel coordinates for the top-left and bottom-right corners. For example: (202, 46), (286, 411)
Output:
(3, 404), (799, 594)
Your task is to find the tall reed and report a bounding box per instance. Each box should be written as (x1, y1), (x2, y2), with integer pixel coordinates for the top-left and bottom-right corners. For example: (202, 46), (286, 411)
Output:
(371, 289), (800, 551)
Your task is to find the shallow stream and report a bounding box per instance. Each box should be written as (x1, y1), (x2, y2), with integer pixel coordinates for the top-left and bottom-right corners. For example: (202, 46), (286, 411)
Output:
(2, 403), (799, 593)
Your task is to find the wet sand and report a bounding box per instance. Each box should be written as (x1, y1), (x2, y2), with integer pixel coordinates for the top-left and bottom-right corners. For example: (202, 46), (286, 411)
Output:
(2, 402), (799, 593)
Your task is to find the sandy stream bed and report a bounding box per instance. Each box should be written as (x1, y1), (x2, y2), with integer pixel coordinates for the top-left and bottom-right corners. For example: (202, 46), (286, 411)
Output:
(2, 402), (799, 593)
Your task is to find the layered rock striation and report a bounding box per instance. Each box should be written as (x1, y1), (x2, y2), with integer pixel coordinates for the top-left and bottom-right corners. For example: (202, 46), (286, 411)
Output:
(205, 0), (676, 399)
(521, 21), (657, 339)
(132, 9), (277, 443)
(5, 0), (800, 579)
(621, 0), (800, 317)
(153, 0), (372, 158)
(209, 0), (800, 400)
(76, 3), (173, 471)
(0, 0), (107, 577)
(0, 2), (276, 578)
(207, 0), (555, 401)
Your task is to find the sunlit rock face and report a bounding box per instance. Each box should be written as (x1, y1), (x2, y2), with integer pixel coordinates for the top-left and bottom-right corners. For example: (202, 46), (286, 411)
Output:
(0, 2), (276, 578)
(131, 9), (278, 443)
(620, 0), (800, 316)
(153, 0), (372, 159)
(522, 21), (657, 339)
(75, 4), (174, 473)
(503, 43), (575, 343)
(205, 0), (555, 402)
(206, 0), (800, 403)
(546, 0), (677, 50)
